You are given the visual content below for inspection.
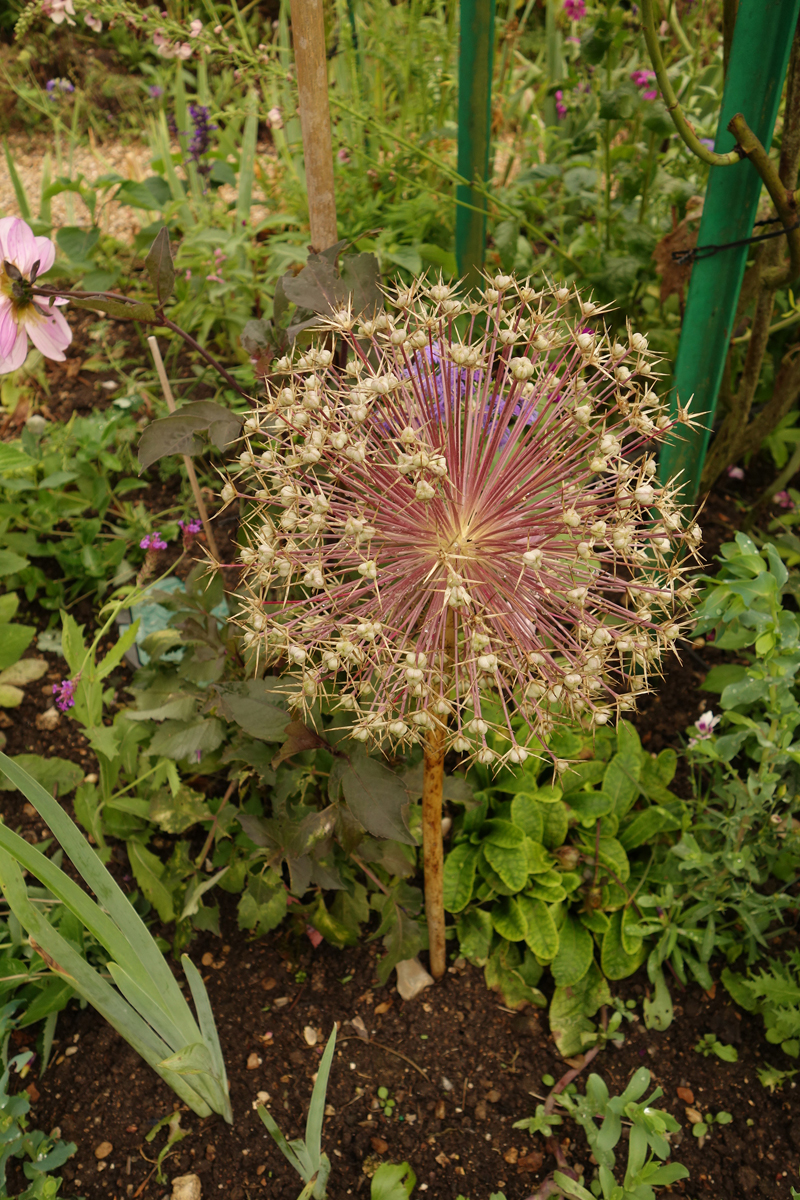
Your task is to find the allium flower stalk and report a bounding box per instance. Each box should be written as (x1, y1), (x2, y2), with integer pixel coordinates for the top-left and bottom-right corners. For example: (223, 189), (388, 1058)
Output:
(228, 274), (700, 974)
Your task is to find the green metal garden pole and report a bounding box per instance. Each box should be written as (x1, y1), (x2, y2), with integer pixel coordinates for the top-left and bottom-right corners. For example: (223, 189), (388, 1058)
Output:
(456, 0), (496, 289)
(658, 0), (800, 505)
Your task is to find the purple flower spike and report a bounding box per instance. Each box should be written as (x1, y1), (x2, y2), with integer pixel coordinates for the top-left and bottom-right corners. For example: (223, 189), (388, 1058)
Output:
(564, 0), (585, 18)
(140, 532), (168, 550)
(149, 85), (164, 99)
(53, 678), (78, 712)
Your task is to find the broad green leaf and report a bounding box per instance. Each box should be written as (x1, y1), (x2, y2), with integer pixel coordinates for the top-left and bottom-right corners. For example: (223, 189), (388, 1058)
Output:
(541, 801), (569, 848)
(370, 1161), (417, 1200)
(159, 1041), (214, 1077)
(0, 442), (34, 473)
(124, 693), (199, 722)
(238, 872), (288, 936)
(0, 549), (30, 578)
(455, 908), (493, 963)
(643, 963), (674, 1031)
(341, 753), (414, 844)
(519, 896), (559, 961)
(95, 620), (140, 682)
(532, 784), (563, 804)
(551, 915), (593, 986)
(147, 718), (225, 761)
(0, 622), (34, 670)
(0, 754), (83, 796)
(485, 942), (546, 1010)
(60, 610), (87, 675)
(601, 910), (646, 980)
(603, 752), (640, 818)
(564, 789), (614, 825)
(137, 401), (244, 470)
(702, 663), (748, 693)
(86, 724), (121, 762)
(127, 841), (175, 923)
(483, 841), (529, 891)
(0, 683), (24, 707)
(442, 842), (479, 913)
(618, 805), (681, 850)
(549, 962), (611, 1057)
(484, 818), (525, 848)
(510, 793), (544, 840)
(144, 225), (175, 303)
(214, 678), (289, 741)
(491, 895), (528, 942)
(309, 896), (358, 948)
(0, 657), (47, 686)
(595, 836), (631, 883)
(149, 785), (212, 834)
(524, 838), (554, 875)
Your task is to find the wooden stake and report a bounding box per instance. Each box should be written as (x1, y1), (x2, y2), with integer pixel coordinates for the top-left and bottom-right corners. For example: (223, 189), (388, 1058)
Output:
(147, 336), (221, 564)
(290, 0), (338, 251)
(422, 724), (447, 980)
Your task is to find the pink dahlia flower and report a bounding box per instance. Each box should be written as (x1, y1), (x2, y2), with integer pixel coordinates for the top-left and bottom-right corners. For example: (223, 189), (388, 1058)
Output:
(0, 218), (71, 375)
(230, 276), (700, 767)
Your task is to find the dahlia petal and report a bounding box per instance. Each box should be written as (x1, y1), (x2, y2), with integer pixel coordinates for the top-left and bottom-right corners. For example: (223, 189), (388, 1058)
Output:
(0, 301), (17, 358)
(22, 305), (71, 361)
(32, 235), (56, 277)
(4, 218), (38, 276)
(0, 327), (29, 375)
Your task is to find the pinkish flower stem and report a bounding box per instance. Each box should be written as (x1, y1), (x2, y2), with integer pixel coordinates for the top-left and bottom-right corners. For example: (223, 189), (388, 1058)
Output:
(422, 723), (447, 981)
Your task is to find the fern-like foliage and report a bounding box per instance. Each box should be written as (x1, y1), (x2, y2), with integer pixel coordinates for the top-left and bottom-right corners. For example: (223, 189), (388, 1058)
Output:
(722, 954), (800, 1058)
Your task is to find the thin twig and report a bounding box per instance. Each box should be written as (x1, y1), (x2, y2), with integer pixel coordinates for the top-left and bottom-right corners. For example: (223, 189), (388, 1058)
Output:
(338, 1035), (431, 1083)
(148, 336), (221, 563)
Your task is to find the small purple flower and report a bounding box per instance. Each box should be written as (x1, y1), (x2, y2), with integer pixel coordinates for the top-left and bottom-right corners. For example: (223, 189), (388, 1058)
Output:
(181, 103), (218, 180)
(631, 69), (658, 101)
(53, 678), (78, 712)
(700, 138), (715, 152)
(46, 79), (57, 92)
(726, 465), (745, 481)
(179, 517), (203, 536)
(149, 85), (164, 99)
(564, 0), (585, 17)
(774, 489), (794, 510)
(555, 89), (567, 120)
(140, 532), (168, 550)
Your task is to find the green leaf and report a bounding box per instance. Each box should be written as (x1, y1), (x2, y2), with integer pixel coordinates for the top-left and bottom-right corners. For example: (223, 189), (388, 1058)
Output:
(0, 754), (83, 795)
(309, 895), (359, 948)
(510, 793), (544, 840)
(593, 836), (631, 883)
(643, 963), (674, 1031)
(565, 789), (614, 825)
(70, 296), (157, 322)
(238, 872), (288, 936)
(137, 402), (244, 470)
(159, 1041), (214, 1077)
(86, 724), (121, 762)
(0, 622), (34, 670)
(0, 683), (24, 707)
(0, 657), (47, 686)
(0, 549), (30, 578)
(443, 842), (479, 913)
(518, 896), (559, 961)
(127, 841), (175, 923)
(147, 718), (225, 761)
(702, 663), (747, 694)
(601, 910), (646, 980)
(341, 753), (414, 844)
(524, 838), (554, 875)
(484, 942), (546, 1010)
(144, 226), (175, 303)
(484, 818), (525, 847)
(549, 962), (611, 1057)
(540, 801), (569, 849)
(603, 752), (640, 818)
(618, 805), (681, 850)
(483, 841), (529, 891)
(491, 895), (528, 942)
(149, 785), (212, 834)
(370, 1161), (417, 1200)
(551, 915), (593, 986)
(95, 620), (140, 682)
(214, 678), (289, 741)
(455, 908), (493, 964)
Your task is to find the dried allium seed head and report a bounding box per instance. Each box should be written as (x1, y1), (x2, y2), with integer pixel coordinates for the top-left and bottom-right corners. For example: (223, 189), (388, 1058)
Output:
(228, 276), (700, 767)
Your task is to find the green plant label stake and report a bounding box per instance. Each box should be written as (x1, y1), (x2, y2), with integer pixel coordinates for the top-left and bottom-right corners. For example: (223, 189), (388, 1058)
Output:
(659, 0), (800, 506)
(456, 0), (497, 290)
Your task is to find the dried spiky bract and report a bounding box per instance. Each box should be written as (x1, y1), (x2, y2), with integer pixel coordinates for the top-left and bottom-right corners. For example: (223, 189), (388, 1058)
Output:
(228, 276), (700, 768)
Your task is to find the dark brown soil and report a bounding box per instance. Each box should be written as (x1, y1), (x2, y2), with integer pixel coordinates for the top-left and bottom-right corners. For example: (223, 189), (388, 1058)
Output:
(6, 896), (800, 1200)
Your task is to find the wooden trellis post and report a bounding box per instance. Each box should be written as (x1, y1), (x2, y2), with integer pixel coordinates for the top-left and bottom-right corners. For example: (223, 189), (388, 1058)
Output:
(291, 0), (339, 250)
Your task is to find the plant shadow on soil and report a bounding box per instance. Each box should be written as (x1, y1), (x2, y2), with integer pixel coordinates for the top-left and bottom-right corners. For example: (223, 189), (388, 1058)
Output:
(4, 359), (800, 1199)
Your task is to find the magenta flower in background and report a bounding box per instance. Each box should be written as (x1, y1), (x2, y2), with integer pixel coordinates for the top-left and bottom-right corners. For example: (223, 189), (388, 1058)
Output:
(726, 465), (745, 481)
(0, 218), (72, 375)
(631, 68), (658, 100)
(774, 489), (795, 510)
(52, 678), (78, 712)
(148, 85), (164, 99)
(564, 0), (586, 17)
(231, 277), (699, 766)
(555, 90), (567, 119)
(179, 517), (203, 536)
(140, 532), (168, 550)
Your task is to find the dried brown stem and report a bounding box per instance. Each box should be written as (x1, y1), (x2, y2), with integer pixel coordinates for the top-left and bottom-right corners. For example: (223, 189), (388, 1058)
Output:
(728, 113), (800, 290)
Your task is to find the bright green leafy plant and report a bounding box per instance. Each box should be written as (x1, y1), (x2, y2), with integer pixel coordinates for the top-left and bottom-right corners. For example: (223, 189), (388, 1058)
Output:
(0, 753), (232, 1122)
(694, 1033), (738, 1062)
(0, 1003), (81, 1200)
(722, 950), (800, 1059)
